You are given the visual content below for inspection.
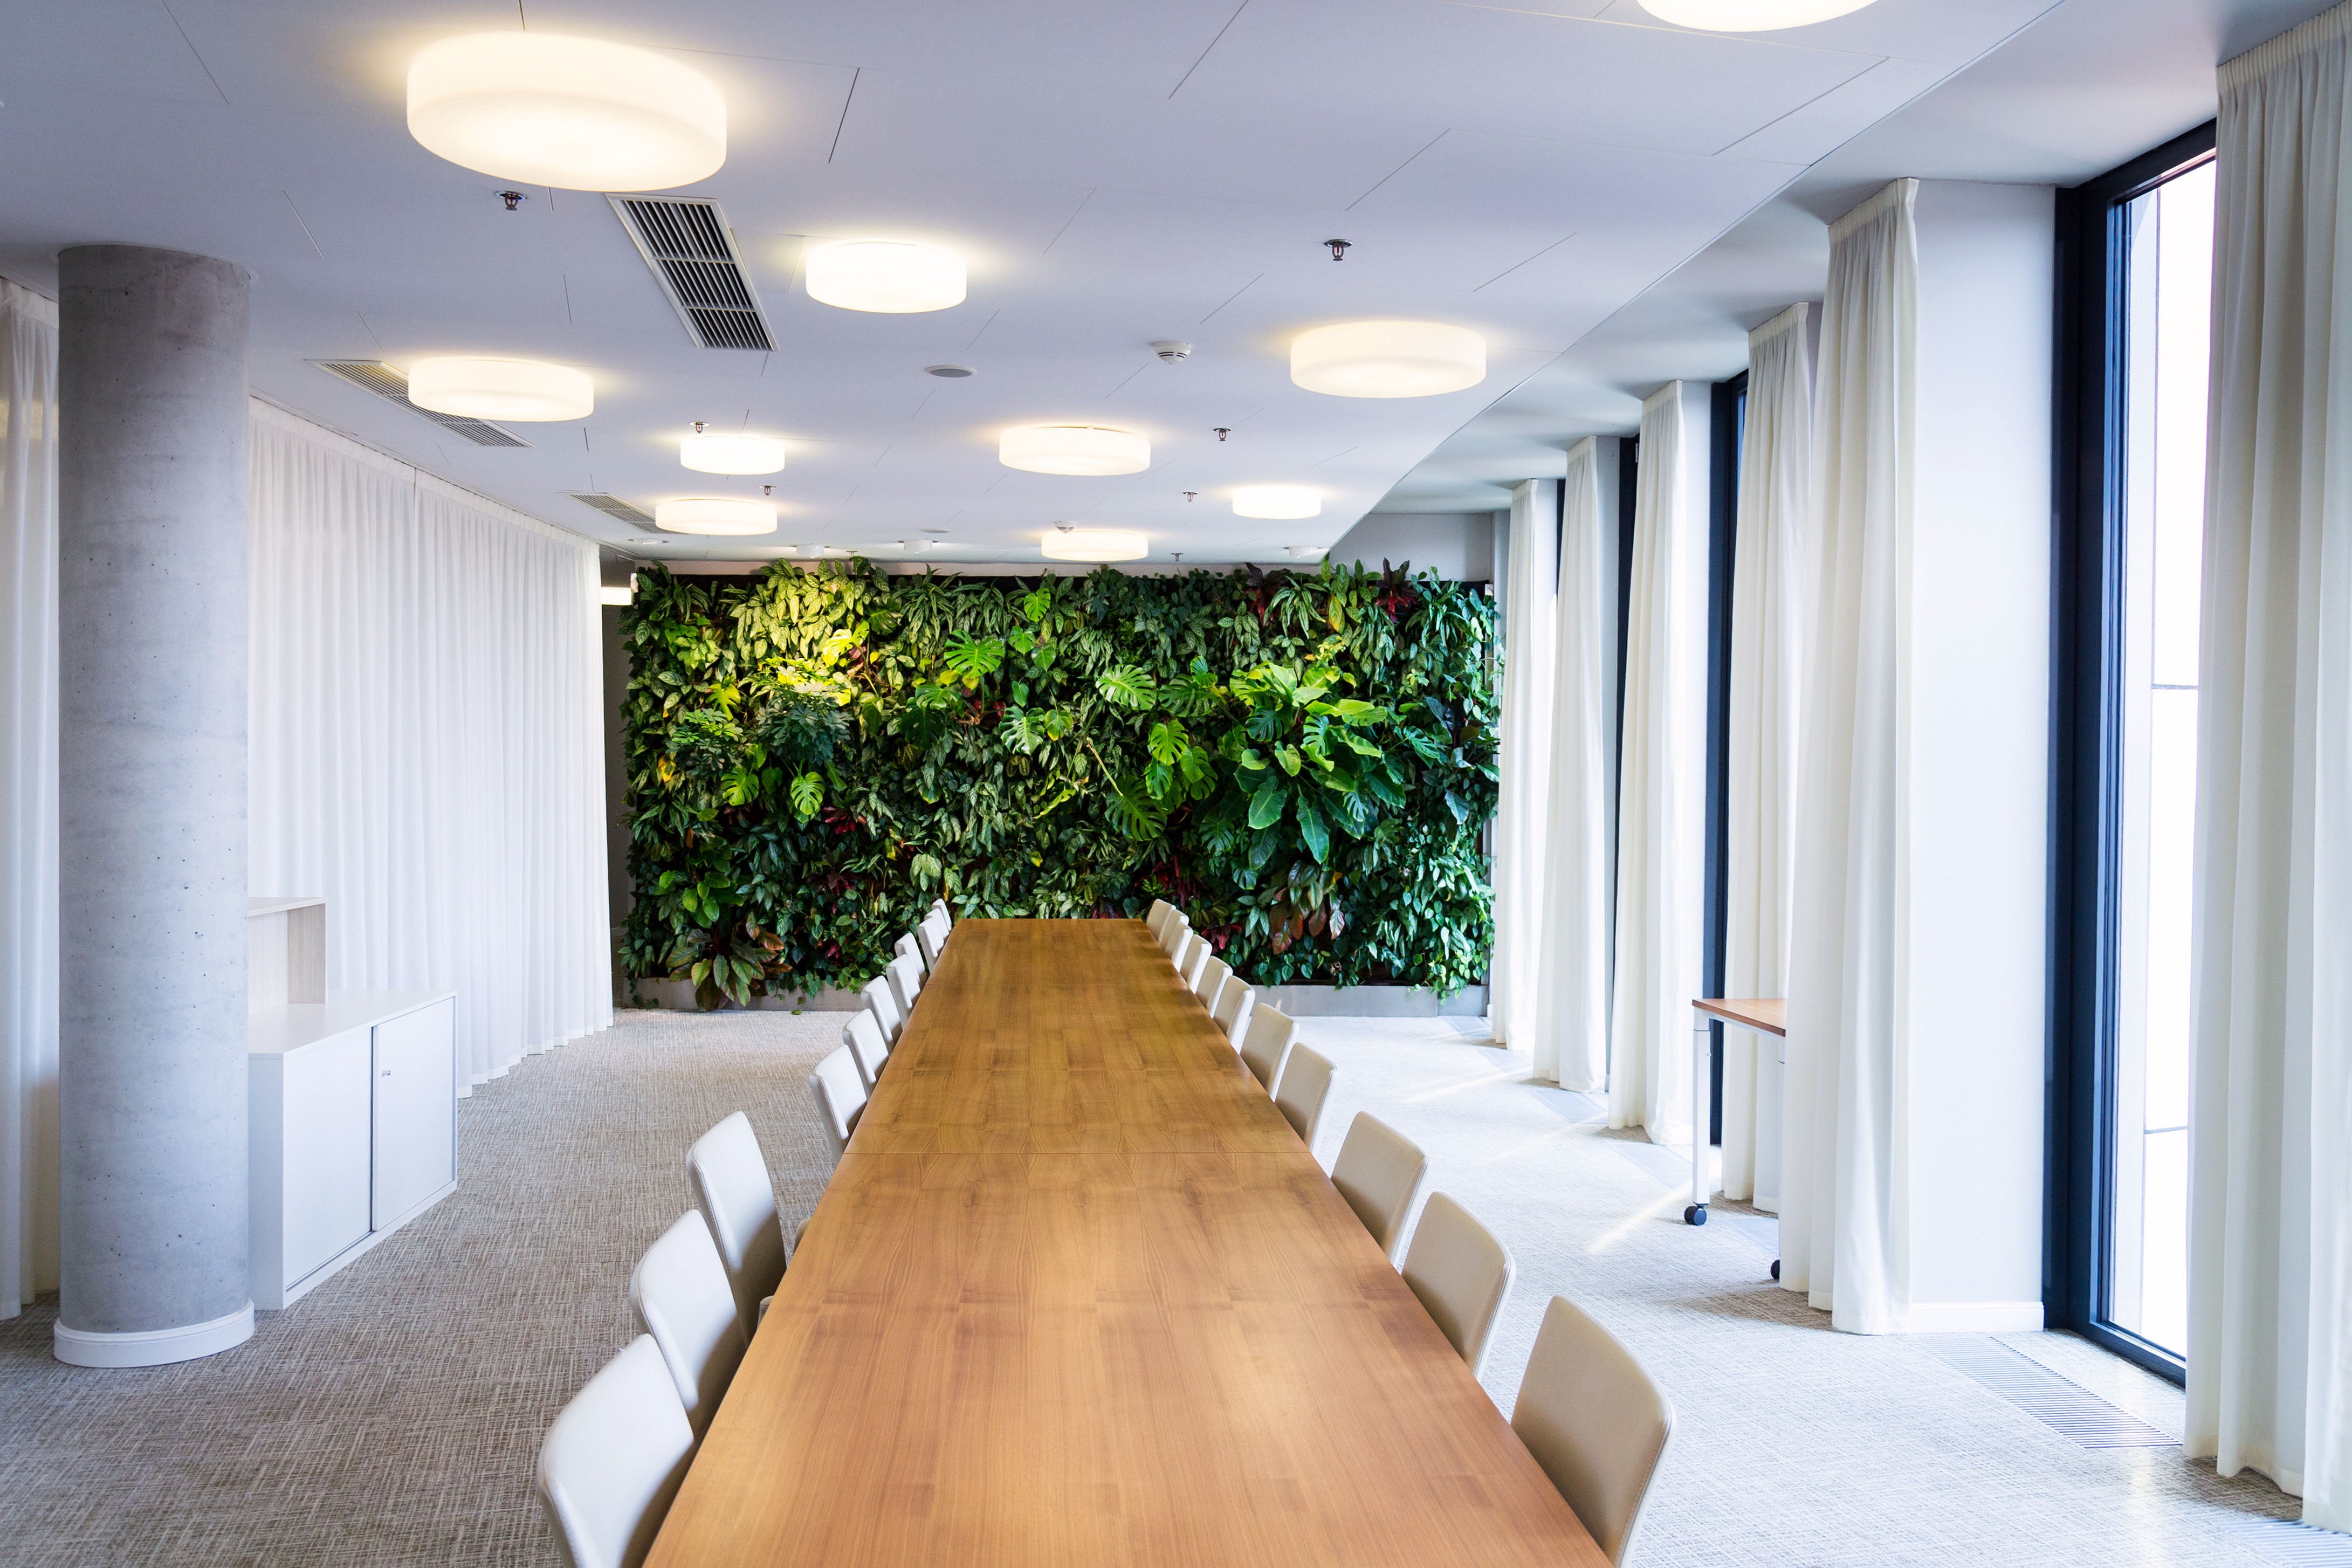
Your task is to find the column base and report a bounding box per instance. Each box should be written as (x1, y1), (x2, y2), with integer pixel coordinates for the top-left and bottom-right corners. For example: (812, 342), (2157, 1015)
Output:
(53, 1302), (254, 1367)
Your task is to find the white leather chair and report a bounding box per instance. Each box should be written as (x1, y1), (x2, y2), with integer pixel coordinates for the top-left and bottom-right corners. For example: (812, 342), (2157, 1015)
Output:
(886, 951), (925, 1018)
(1400, 1192), (1514, 1376)
(930, 897), (952, 927)
(1158, 912), (1191, 960)
(843, 1009), (890, 1089)
(810, 1045), (867, 1163)
(629, 1211), (748, 1437)
(917, 910), (949, 968)
(1239, 1004), (1296, 1090)
(1330, 1113), (1429, 1262)
(685, 1112), (786, 1341)
(1273, 1043), (1336, 1145)
(536, 1335), (693, 1568)
(862, 974), (903, 1046)
(1212, 980), (1254, 1049)
(1173, 932), (1211, 991)
(895, 930), (926, 975)
(1192, 954), (1232, 1011)
(1145, 898), (1174, 939)
(1512, 1295), (1676, 1565)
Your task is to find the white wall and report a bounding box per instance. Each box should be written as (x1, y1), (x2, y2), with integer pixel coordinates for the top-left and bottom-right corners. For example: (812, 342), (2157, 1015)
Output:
(1901, 180), (2054, 1328)
(1330, 512), (1497, 582)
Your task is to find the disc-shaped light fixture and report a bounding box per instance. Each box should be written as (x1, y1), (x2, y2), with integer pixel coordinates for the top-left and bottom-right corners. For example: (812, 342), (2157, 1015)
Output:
(1041, 527), (1147, 562)
(406, 356), (593, 421)
(999, 425), (1151, 476)
(1290, 321), (1486, 398)
(681, 431), (787, 474)
(1636, 0), (1876, 27)
(804, 240), (967, 313)
(1232, 485), (1322, 520)
(406, 33), (726, 191)
(656, 497), (775, 536)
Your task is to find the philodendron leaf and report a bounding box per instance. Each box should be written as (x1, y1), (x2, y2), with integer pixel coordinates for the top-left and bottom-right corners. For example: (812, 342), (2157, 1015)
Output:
(1296, 799), (1331, 863)
(789, 771), (823, 823)
(1248, 779), (1287, 830)
(1098, 665), (1158, 710)
(1277, 746), (1302, 776)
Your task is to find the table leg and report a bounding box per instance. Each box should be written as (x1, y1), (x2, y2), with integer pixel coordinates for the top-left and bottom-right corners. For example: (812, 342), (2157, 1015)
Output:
(1687, 1014), (1710, 1226)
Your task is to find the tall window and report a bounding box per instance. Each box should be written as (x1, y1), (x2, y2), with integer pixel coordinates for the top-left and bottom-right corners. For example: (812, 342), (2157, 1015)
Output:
(2052, 126), (2215, 1381)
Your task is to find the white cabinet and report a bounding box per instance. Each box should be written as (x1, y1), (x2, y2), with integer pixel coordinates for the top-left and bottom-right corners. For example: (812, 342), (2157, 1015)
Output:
(249, 990), (458, 1309)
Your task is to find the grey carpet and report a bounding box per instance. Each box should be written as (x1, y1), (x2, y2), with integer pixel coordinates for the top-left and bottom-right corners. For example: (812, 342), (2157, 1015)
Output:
(0, 1009), (840, 1568)
(0, 1008), (2315, 1567)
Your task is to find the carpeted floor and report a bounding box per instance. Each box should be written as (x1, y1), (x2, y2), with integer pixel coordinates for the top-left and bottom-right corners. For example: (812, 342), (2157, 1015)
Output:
(0, 1008), (2319, 1567)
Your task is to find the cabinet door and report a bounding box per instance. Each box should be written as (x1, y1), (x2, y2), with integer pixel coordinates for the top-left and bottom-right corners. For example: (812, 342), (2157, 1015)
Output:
(281, 1028), (374, 1285)
(372, 998), (456, 1227)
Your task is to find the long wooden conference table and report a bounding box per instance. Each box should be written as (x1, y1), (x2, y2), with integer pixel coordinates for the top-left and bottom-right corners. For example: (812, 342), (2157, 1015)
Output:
(647, 918), (1608, 1568)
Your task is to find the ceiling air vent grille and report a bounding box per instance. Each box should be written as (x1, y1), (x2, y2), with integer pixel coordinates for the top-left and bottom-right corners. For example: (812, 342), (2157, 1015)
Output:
(610, 195), (776, 352)
(308, 360), (531, 448)
(567, 492), (656, 526)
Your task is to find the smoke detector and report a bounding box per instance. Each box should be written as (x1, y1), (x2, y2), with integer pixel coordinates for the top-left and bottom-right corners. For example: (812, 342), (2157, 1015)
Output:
(1152, 340), (1192, 363)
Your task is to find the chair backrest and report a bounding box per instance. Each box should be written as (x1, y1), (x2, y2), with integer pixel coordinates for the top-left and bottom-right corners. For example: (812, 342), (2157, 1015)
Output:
(1192, 954), (1232, 1010)
(1331, 1113), (1429, 1262)
(1212, 980), (1254, 1049)
(862, 974), (903, 1044)
(1158, 912), (1191, 959)
(537, 1335), (694, 1568)
(1146, 898), (1174, 939)
(684, 1112), (786, 1340)
(629, 1211), (748, 1437)
(1511, 1295), (1676, 1565)
(1400, 1192), (1514, 1376)
(895, 930), (926, 974)
(1173, 932), (1211, 990)
(1273, 1042), (1336, 1145)
(917, 912), (948, 968)
(886, 951), (925, 1018)
(810, 1046), (868, 1163)
(842, 1009), (889, 1089)
(1239, 1004), (1296, 1090)
(930, 897), (951, 927)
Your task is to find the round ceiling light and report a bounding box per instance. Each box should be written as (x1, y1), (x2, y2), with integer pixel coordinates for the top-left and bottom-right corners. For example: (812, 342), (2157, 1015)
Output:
(1635, 0), (1877, 28)
(1041, 527), (1148, 562)
(405, 33), (726, 191)
(804, 240), (966, 313)
(1289, 321), (1486, 399)
(406, 356), (593, 421)
(656, 497), (776, 536)
(1231, 485), (1322, 520)
(680, 431), (787, 474)
(999, 425), (1151, 476)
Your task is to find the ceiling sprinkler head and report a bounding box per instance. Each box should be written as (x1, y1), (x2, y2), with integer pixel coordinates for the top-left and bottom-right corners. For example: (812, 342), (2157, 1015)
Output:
(1325, 238), (1351, 261)
(1152, 340), (1192, 363)
(1184, 491), (1197, 503)
(1213, 427), (1230, 442)
(693, 421), (707, 433)
(1171, 552), (1184, 563)
(500, 189), (527, 211)
(761, 484), (773, 497)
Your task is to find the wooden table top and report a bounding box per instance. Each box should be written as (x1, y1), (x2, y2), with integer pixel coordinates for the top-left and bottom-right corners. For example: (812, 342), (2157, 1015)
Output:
(647, 918), (1607, 1568)
(1693, 997), (1786, 1037)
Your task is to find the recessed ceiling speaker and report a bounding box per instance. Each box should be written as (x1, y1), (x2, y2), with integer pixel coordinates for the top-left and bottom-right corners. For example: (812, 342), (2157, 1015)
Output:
(405, 32), (726, 191)
(926, 365), (975, 378)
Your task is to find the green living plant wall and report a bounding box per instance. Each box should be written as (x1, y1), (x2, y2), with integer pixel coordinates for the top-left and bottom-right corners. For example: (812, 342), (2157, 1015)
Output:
(618, 558), (1498, 1010)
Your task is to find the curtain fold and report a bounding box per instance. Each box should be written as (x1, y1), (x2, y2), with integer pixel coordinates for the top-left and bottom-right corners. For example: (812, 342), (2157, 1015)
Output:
(1720, 305), (1812, 1209)
(249, 402), (612, 1090)
(1531, 439), (1614, 1090)
(2191, 2), (2352, 1523)
(1, 280), (58, 1318)
(1610, 384), (1709, 1144)
(1780, 180), (1916, 1333)
(1489, 477), (1558, 1048)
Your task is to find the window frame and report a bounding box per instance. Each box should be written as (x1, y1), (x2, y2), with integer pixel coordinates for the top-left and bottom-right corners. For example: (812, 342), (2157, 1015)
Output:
(2047, 120), (2217, 1385)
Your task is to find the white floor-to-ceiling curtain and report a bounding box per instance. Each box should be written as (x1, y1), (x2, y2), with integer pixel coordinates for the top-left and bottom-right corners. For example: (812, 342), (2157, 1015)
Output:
(1489, 477), (1558, 1047)
(1779, 180), (1917, 1333)
(0, 280), (58, 1319)
(249, 402), (611, 1089)
(1532, 439), (1614, 1090)
(1720, 305), (1812, 1209)
(1610, 384), (1709, 1144)
(2191, 4), (2352, 1524)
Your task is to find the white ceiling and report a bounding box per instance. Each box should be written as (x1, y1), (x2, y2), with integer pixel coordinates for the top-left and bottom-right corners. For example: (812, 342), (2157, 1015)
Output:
(0, 0), (2242, 562)
(1385, 0), (2339, 513)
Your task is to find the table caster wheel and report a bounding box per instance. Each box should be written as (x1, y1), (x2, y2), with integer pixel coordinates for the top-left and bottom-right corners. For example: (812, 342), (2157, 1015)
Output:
(1684, 1204), (1707, 1226)
(1770, 1259), (1782, 1281)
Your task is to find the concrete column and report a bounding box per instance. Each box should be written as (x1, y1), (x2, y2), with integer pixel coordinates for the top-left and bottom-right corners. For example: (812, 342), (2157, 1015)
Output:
(53, 245), (252, 1367)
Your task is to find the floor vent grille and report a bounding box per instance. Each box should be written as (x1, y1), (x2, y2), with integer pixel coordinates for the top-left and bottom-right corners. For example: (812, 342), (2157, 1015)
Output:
(567, 492), (656, 526)
(308, 361), (531, 448)
(1922, 1338), (2179, 1449)
(2233, 1519), (2352, 1566)
(609, 195), (775, 353)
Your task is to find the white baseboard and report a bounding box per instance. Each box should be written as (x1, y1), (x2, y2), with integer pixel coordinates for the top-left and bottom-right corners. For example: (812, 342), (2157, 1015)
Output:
(269, 1179), (459, 1311)
(1897, 1300), (2046, 1335)
(54, 1302), (255, 1367)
